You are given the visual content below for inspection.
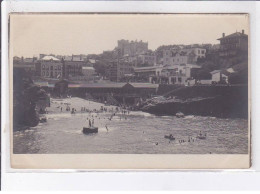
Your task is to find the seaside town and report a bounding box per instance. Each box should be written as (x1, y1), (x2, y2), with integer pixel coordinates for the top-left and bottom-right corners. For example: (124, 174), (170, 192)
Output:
(13, 30), (249, 154)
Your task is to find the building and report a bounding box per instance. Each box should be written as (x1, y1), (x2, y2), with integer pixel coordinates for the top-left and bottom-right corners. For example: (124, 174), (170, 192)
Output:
(134, 63), (201, 85)
(82, 66), (96, 76)
(134, 66), (163, 78)
(153, 64), (201, 85)
(163, 48), (206, 66)
(81, 66), (96, 81)
(86, 59), (96, 66)
(68, 82), (158, 105)
(105, 61), (119, 82)
(61, 55), (89, 79)
(64, 61), (84, 78)
(136, 52), (156, 66)
(13, 56), (37, 75)
(117, 39), (148, 57)
(106, 60), (135, 82)
(40, 56), (63, 78)
(217, 30), (248, 57)
(182, 48), (206, 61)
(71, 54), (87, 61)
(210, 70), (229, 84)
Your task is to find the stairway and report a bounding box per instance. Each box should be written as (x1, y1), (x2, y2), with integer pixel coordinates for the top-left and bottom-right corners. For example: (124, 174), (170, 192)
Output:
(106, 94), (119, 105)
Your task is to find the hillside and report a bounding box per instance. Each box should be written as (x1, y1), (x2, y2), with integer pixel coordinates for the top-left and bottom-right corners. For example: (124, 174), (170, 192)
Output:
(194, 50), (248, 83)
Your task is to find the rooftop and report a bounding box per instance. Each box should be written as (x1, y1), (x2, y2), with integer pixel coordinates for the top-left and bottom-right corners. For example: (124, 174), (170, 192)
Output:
(217, 32), (248, 40)
(134, 66), (162, 71)
(82, 66), (95, 70)
(210, 70), (221, 74)
(41, 56), (60, 61)
(68, 82), (158, 89)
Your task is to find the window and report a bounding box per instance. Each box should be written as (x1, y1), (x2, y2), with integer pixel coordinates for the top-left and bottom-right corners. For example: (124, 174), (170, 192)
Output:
(172, 59), (174, 62)
(42, 65), (45, 69)
(58, 65), (61, 70)
(198, 50), (201, 54)
(42, 71), (45, 76)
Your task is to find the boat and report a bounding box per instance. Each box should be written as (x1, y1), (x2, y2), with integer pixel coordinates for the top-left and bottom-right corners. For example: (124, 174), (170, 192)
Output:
(176, 112), (185, 118)
(164, 134), (175, 140)
(83, 126), (98, 134)
(197, 133), (206, 139)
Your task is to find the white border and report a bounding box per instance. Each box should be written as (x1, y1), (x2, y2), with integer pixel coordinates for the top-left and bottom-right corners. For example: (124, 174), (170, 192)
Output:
(1, 0), (259, 190)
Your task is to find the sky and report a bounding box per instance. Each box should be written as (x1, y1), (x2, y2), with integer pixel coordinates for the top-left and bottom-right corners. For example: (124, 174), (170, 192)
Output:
(10, 14), (249, 58)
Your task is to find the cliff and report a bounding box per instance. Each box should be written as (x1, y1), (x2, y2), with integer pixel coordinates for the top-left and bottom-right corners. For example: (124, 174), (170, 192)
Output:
(13, 68), (47, 131)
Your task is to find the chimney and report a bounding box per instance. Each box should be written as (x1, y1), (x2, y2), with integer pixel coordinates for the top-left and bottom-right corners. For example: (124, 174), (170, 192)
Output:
(242, 29), (244, 34)
(222, 33), (225, 38)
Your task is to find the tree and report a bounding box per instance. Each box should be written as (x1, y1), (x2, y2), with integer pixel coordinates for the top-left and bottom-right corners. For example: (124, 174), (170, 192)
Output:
(229, 69), (248, 84)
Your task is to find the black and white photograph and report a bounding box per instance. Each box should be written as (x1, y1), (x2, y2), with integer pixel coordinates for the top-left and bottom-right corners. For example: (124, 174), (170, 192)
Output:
(9, 14), (250, 168)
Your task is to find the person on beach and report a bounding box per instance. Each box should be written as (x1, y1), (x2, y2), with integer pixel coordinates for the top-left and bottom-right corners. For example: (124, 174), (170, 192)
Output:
(89, 120), (91, 127)
(105, 125), (109, 132)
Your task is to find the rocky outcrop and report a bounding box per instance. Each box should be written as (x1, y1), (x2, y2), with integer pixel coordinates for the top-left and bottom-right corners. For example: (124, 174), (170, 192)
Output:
(13, 68), (48, 131)
(140, 85), (248, 118)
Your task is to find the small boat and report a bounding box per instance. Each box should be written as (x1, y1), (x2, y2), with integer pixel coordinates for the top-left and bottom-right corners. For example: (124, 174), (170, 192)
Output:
(83, 126), (98, 134)
(176, 112), (185, 118)
(164, 134), (175, 140)
(197, 133), (206, 139)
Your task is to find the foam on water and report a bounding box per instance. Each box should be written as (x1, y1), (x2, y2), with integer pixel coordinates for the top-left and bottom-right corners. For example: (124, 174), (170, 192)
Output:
(13, 97), (249, 154)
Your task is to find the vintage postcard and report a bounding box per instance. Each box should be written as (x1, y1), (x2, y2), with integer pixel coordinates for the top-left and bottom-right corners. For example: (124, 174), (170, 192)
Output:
(9, 14), (250, 169)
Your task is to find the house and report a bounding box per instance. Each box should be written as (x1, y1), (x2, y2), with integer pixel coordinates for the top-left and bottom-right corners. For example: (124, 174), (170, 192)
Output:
(81, 66), (96, 81)
(162, 48), (206, 66)
(217, 30), (248, 57)
(136, 51), (156, 66)
(210, 70), (229, 84)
